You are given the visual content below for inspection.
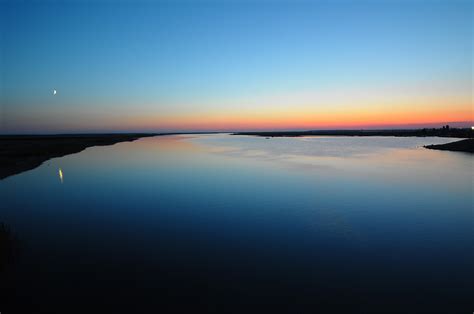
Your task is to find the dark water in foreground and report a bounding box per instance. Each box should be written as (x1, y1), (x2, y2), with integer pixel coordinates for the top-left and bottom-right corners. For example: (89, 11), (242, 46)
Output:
(0, 135), (472, 313)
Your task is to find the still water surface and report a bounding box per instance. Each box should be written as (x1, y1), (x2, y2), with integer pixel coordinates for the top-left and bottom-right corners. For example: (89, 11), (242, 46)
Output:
(1, 135), (472, 313)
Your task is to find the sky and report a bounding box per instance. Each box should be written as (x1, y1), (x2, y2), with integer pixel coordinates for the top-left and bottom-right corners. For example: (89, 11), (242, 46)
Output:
(1, 0), (472, 133)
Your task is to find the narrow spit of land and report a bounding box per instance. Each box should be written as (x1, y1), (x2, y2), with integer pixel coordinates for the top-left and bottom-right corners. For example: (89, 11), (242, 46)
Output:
(0, 133), (163, 180)
(424, 138), (474, 153)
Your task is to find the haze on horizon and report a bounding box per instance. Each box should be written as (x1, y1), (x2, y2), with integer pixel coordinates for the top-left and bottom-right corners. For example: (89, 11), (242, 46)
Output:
(1, 0), (472, 134)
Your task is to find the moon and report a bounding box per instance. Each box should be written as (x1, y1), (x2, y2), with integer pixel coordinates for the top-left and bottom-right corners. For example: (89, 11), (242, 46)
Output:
(53, 89), (57, 95)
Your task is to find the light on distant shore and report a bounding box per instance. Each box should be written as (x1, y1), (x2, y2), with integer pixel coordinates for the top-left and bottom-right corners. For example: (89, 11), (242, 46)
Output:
(53, 89), (57, 96)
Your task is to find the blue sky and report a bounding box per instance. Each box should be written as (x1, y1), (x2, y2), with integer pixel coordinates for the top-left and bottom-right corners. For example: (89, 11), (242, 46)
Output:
(1, 0), (472, 133)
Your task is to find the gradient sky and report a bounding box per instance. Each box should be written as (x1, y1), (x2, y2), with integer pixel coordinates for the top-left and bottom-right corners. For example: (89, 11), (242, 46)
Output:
(1, 0), (472, 133)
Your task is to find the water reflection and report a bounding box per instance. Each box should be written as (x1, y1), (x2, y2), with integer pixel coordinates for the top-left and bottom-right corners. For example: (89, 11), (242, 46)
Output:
(0, 134), (472, 313)
(58, 168), (64, 183)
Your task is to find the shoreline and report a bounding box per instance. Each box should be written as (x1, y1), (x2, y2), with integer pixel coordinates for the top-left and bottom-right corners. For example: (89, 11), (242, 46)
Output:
(424, 139), (474, 153)
(233, 128), (473, 138)
(0, 133), (162, 180)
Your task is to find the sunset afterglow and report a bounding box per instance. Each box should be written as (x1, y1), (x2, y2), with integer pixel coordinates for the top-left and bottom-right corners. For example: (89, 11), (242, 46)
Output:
(1, 1), (471, 133)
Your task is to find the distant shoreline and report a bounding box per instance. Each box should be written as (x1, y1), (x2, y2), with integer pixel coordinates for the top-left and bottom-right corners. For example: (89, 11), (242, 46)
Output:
(0, 133), (163, 180)
(234, 127), (473, 138)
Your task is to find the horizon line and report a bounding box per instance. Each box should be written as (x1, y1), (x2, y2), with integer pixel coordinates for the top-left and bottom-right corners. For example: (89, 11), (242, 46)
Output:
(2, 126), (473, 136)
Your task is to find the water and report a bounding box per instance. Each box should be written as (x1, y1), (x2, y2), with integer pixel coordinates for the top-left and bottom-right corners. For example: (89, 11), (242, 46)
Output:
(0, 135), (472, 313)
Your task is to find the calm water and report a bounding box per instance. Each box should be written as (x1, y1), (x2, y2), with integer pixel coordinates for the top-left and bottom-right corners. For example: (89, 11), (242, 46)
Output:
(1, 135), (472, 313)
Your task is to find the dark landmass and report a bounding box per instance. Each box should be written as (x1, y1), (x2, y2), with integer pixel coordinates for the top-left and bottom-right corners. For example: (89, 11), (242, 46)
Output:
(424, 138), (474, 153)
(0, 133), (161, 179)
(234, 127), (473, 138)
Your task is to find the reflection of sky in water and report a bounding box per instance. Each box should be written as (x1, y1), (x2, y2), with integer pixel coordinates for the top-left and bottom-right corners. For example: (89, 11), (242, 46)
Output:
(0, 134), (472, 312)
(191, 135), (470, 191)
(1, 134), (471, 244)
(191, 134), (461, 157)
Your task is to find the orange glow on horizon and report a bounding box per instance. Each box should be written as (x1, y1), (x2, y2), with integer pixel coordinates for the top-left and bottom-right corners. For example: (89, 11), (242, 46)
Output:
(114, 103), (472, 131)
(5, 94), (471, 133)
